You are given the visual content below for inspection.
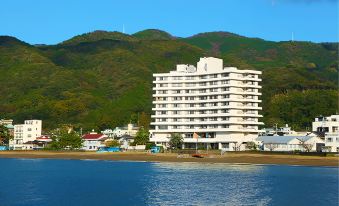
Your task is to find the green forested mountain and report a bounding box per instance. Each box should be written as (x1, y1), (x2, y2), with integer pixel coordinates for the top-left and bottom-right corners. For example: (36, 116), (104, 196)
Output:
(0, 30), (337, 131)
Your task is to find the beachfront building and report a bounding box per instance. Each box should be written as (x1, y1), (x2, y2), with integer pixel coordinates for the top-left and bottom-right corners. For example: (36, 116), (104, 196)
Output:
(9, 120), (42, 150)
(102, 123), (139, 138)
(311, 115), (339, 152)
(149, 57), (263, 151)
(82, 132), (107, 151)
(256, 135), (324, 152)
(312, 115), (339, 136)
(323, 133), (339, 152)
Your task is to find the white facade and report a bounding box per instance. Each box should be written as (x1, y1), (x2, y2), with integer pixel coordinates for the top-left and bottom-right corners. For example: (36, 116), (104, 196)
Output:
(150, 57), (263, 150)
(82, 133), (107, 151)
(257, 136), (324, 152)
(10, 120), (42, 150)
(102, 123), (139, 138)
(312, 115), (339, 134)
(324, 133), (339, 152)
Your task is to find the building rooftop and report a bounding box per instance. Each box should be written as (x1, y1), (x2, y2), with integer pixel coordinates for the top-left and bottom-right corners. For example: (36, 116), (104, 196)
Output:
(82, 134), (106, 140)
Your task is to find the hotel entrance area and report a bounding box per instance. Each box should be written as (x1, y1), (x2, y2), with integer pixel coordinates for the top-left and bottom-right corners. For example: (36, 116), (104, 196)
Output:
(183, 143), (219, 150)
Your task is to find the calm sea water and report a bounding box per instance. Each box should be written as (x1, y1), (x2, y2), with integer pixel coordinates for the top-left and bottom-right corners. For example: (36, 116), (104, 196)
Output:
(0, 158), (337, 206)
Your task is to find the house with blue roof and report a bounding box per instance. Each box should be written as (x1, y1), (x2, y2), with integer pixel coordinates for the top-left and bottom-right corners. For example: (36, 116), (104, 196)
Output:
(256, 135), (324, 152)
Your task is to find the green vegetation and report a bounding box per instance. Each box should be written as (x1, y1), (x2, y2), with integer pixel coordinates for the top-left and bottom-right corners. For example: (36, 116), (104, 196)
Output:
(0, 125), (12, 145)
(105, 139), (120, 147)
(48, 129), (83, 150)
(169, 133), (184, 149)
(133, 127), (149, 145)
(0, 30), (338, 131)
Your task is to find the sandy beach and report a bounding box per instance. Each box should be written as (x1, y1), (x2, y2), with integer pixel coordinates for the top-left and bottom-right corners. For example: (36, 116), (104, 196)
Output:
(0, 151), (338, 167)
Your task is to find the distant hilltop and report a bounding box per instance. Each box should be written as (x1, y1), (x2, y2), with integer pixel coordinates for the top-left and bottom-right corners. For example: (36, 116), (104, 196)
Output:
(0, 29), (337, 130)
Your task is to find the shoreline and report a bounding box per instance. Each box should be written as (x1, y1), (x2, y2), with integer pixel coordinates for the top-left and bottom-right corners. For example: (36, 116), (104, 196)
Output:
(0, 151), (338, 167)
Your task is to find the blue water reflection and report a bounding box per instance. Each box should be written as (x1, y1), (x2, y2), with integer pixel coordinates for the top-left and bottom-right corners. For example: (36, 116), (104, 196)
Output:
(0, 158), (337, 206)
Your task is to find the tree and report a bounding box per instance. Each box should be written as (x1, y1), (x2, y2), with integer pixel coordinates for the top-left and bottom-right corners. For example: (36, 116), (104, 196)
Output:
(0, 125), (12, 145)
(265, 143), (278, 151)
(134, 127), (149, 145)
(48, 128), (83, 150)
(246, 142), (257, 151)
(298, 138), (313, 152)
(105, 139), (120, 147)
(169, 133), (183, 150)
(138, 112), (151, 130)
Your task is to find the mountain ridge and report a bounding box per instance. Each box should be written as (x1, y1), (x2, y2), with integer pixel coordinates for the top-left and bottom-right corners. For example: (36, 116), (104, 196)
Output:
(0, 29), (337, 131)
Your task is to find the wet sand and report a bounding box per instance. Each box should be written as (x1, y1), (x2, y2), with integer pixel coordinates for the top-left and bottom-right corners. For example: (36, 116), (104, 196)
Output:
(0, 151), (338, 167)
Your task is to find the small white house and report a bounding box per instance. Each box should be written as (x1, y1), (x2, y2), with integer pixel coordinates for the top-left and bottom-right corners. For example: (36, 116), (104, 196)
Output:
(82, 133), (107, 151)
(256, 136), (324, 152)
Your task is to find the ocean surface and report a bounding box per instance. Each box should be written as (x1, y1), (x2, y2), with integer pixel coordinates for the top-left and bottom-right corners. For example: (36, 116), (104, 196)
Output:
(0, 158), (337, 206)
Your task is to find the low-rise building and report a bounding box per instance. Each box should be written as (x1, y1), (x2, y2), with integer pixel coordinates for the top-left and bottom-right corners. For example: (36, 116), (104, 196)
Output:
(312, 115), (339, 137)
(9, 120), (42, 150)
(323, 133), (339, 152)
(256, 135), (324, 152)
(102, 123), (139, 138)
(82, 132), (107, 151)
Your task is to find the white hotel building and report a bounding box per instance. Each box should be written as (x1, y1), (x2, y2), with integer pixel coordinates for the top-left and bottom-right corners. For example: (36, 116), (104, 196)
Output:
(149, 57), (263, 150)
(9, 120), (42, 150)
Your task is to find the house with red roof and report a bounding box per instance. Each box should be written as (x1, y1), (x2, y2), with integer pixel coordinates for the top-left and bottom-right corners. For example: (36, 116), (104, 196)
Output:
(82, 131), (108, 151)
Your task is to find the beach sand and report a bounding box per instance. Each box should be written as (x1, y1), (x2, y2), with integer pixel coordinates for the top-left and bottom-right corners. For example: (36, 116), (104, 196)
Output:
(0, 151), (338, 166)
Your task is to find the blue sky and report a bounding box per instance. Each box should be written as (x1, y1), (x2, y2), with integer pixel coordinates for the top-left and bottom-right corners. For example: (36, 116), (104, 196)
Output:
(0, 0), (337, 44)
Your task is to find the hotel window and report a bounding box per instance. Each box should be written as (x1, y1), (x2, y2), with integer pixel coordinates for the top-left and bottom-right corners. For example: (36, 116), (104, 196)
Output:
(222, 87), (230, 91)
(160, 111), (167, 115)
(210, 74), (218, 78)
(189, 104), (195, 108)
(200, 75), (207, 79)
(159, 126), (168, 130)
(210, 88), (218, 92)
(189, 111), (195, 114)
(189, 118), (194, 122)
(209, 81), (218, 85)
(185, 133), (193, 138)
(199, 96), (207, 100)
(222, 95), (230, 99)
(186, 76), (195, 80)
(221, 80), (230, 84)
(199, 82), (207, 86)
(211, 103), (218, 107)
(209, 95), (218, 99)
(222, 102), (229, 106)
(327, 138), (333, 142)
(27, 128), (32, 131)
(200, 103), (206, 107)
(222, 73), (229, 77)
(222, 117), (229, 121)
(221, 109), (229, 113)
(222, 125), (230, 128)
(199, 89), (206, 93)
(173, 104), (179, 108)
